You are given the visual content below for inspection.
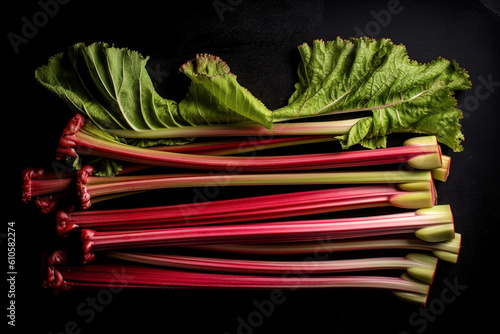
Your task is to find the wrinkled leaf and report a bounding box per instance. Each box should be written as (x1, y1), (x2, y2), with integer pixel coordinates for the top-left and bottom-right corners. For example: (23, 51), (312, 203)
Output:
(179, 54), (273, 128)
(35, 42), (272, 142)
(275, 37), (471, 151)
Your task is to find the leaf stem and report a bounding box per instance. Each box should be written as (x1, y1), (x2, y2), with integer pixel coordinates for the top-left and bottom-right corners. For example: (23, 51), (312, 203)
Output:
(104, 119), (362, 139)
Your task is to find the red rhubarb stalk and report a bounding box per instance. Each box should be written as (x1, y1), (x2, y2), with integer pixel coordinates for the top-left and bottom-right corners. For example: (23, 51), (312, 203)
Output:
(21, 167), (75, 202)
(44, 262), (430, 305)
(57, 185), (434, 236)
(81, 205), (454, 264)
(120, 135), (337, 174)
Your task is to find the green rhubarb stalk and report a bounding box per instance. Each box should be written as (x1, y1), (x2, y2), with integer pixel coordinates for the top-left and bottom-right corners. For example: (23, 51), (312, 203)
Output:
(76, 164), (434, 209)
(196, 233), (462, 264)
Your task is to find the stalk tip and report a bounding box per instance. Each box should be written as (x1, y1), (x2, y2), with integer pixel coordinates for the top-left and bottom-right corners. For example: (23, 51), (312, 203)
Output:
(432, 250), (459, 264)
(388, 190), (434, 209)
(393, 291), (428, 306)
(432, 155), (451, 182)
(405, 253), (438, 284)
(397, 181), (433, 192)
(34, 195), (59, 214)
(77, 165), (93, 210)
(414, 205), (454, 242)
(81, 229), (96, 264)
(415, 224), (455, 243)
(432, 233), (461, 263)
(56, 114), (86, 161)
(392, 273), (430, 306)
(21, 167), (45, 203)
(43, 251), (71, 293)
(403, 136), (438, 147)
(415, 204), (452, 217)
(43, 267), (71, 293)
(404, 136), (442, 170)
(56, 208), (79, 237)
(47, 250), (68, 266)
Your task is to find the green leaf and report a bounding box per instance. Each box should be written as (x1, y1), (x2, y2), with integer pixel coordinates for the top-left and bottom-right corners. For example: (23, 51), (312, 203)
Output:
(275, 37), (471, 151)
(35, 42), (272, 140)
(179, 54), (273, 129)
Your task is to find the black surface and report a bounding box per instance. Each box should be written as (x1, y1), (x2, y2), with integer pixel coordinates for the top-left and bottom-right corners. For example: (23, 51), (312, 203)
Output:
(4, 0), (500, 333)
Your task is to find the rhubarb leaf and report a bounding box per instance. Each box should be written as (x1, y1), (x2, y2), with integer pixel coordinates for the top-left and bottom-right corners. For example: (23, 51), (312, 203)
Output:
(274, 37), (471, 151)
(35, 42), (273, 143)
(179, 54), (273, 129)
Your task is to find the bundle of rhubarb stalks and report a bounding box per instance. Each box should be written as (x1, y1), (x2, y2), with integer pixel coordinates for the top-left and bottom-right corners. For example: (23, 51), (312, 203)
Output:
(24, 38), (469, 306)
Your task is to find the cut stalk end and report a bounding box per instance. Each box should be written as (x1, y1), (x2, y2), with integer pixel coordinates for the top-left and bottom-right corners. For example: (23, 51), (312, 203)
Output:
(388, 190), (434, 209)
(397, 181), (433, 192)
(432, 233), (461, 263)
(392, 273), (430, 306)
(414, 205), (455, 242)
(405, 253), (438, 284)
(432, 155), (451, 182)
(407, 153), (442, 170)
(415, 204), (452, 218)
(432, 250), (459, 264)
(393, 291), (428, 306)
(404, 136), (442, 170)
(415, 224), (455, 242)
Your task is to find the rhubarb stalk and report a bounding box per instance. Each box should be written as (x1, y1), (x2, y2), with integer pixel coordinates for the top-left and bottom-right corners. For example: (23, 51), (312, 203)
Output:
(196, 233), (462, 264)
(58, 114), (444, 173)
(106, 251), (438, 284)
(81, 205), (454, 264)
(76, 164), (434, 209)
(44, 259), (431, 305)
(56, 184), (434, 236)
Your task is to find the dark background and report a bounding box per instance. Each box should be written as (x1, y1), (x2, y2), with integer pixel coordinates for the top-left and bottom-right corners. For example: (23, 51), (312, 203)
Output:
(4, 0), (500, 333)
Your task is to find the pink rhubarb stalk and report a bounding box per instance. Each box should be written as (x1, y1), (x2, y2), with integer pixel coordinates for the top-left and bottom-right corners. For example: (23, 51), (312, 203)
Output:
(106, 251), (438, 284)
(57, 184), (434, 236)
(81, 205), (454, 264)
(58, 114), (443, 173)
